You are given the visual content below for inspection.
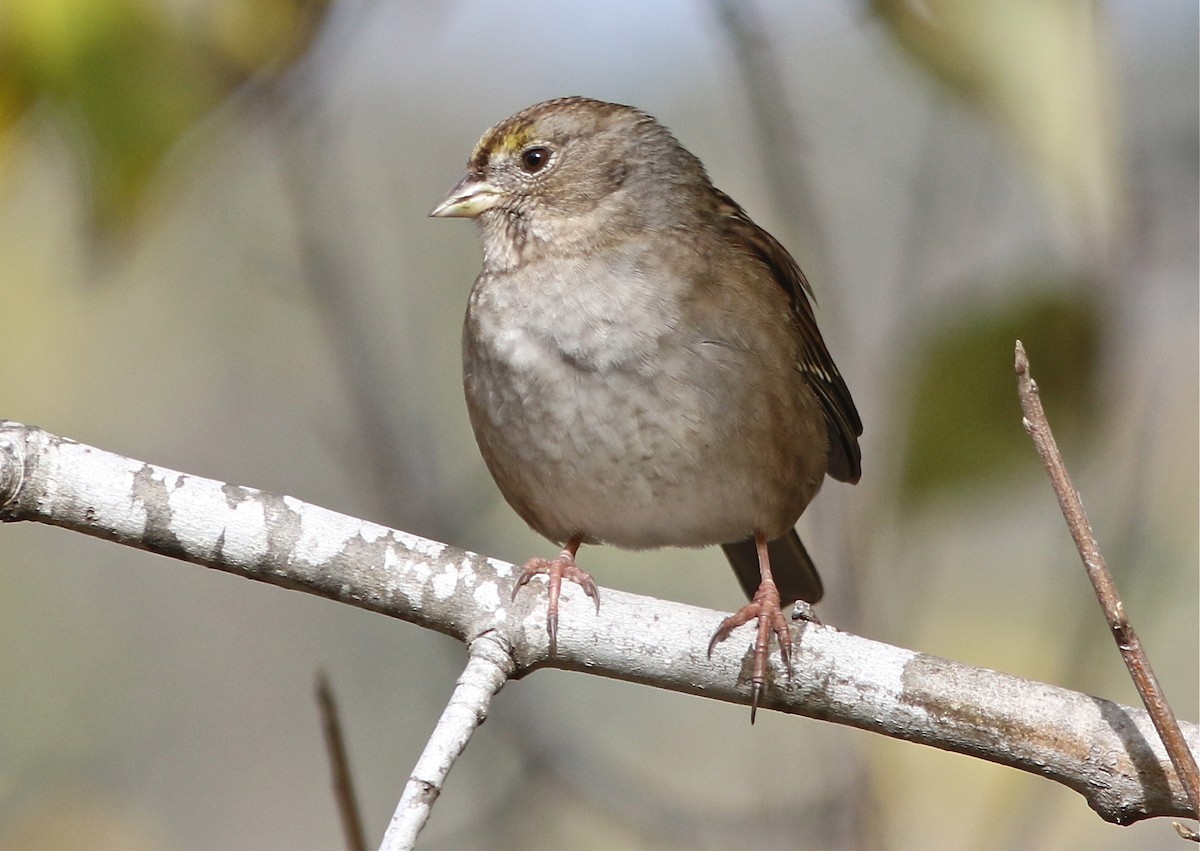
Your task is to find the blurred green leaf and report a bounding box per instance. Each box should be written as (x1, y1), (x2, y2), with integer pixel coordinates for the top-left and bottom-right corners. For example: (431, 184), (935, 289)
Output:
(0, 0), (329, 239)
(872, 0), (1124, 247)
(898, 282), (1101, 504)
(210, 0), (331, 75)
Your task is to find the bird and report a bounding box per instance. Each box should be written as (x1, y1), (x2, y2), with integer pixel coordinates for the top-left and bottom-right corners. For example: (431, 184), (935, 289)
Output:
(431, 96), (861, 719)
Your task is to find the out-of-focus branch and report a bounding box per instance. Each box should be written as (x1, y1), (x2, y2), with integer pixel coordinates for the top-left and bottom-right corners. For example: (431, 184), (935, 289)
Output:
(261, 76), (455, 539)
(1015, 341), (1200, 826)
(711, 0), (833, 295)
(316, 672), (368, 851)
(0, 420), (1195, 834)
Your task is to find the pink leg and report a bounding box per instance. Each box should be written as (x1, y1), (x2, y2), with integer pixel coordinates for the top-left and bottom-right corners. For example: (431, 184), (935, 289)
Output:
(707, 531), (793, 722)
(511, 536), (599, 655)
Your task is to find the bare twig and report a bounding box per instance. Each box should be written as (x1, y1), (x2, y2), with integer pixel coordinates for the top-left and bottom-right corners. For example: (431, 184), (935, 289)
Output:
(1015, 341), (1200, 825)
(711, 0), (832, 291)
(380, 636), (514, 850)
(1175, 821), (1200, 842)
(1, 420), (1196, 830)
(316, 672), (368, 851)
(265, 83), (453, 538)
(232, 46), (483, 545)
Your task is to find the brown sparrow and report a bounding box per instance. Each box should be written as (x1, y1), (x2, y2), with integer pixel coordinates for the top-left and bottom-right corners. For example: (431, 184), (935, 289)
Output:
(432, 97), (862, 719)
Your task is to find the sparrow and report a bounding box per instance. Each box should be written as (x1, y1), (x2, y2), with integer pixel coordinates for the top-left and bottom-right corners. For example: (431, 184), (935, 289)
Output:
(432, 96), (862, 719)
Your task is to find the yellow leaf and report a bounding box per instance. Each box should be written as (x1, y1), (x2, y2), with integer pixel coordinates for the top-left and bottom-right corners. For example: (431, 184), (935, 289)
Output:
(874, 0), (1125, 249)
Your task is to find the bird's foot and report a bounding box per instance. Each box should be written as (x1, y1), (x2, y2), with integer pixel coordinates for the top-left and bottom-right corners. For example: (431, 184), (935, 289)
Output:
(512, 543), (598, 655)
(707, 578), (792, 723)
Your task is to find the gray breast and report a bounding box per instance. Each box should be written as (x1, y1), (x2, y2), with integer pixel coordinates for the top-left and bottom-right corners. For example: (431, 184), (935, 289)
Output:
(461, 254), (825, 549)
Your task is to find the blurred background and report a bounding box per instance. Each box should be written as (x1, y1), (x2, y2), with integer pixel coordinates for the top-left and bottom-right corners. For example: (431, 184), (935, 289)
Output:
(0, 0), (1196, 848)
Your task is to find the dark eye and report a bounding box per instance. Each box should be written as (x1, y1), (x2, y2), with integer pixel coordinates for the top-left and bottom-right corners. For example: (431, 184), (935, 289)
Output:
(519, 146), (552, 174)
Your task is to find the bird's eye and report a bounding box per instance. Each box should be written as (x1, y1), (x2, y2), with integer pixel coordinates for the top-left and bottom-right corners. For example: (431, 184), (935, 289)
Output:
(519, 146), (552, 174)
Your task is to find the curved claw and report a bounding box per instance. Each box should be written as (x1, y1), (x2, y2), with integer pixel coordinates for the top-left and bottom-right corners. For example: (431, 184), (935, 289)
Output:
(706, 633), (719, 660)
(575, 572), (601, 614)
(707, 570), (795, 722)
(511, 559), (548, 601)
(509, 541), (596, 655)
(706, 619), (737, 658)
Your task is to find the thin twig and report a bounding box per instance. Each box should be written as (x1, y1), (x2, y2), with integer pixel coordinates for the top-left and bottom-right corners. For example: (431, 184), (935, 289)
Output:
(316, 671), (368, 851)
(1176, 822), (1200, 842)
(711, 0), (833, 292)
(1015, 340), (1200, 825)
(380, 636), (515, 850)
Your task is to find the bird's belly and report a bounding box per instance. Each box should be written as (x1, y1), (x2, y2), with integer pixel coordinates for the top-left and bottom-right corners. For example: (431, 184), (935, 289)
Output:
(463, 326), (824, 549)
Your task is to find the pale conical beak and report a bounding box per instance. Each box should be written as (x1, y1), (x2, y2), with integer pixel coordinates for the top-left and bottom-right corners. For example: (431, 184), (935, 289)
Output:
(430, 177), (501, 218)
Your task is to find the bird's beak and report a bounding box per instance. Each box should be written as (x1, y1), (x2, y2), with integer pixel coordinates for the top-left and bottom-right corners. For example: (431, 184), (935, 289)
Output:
(430, 177), (501, 218)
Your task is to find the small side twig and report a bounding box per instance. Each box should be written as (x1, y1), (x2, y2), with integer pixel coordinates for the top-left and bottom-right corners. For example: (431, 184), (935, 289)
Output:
(1015, 340), (1200, 827)
(316, 672), (368, 851)
(379, 635), (515, 851)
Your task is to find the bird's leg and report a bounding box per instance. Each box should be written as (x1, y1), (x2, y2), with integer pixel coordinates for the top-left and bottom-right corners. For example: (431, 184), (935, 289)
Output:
(511, 535), (598, 655)
(707, 531), (793, 722)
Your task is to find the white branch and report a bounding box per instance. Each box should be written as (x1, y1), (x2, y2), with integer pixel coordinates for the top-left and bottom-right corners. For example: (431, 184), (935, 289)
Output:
(1, 421), (1195, 832)
(381, 636), (514, 851)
